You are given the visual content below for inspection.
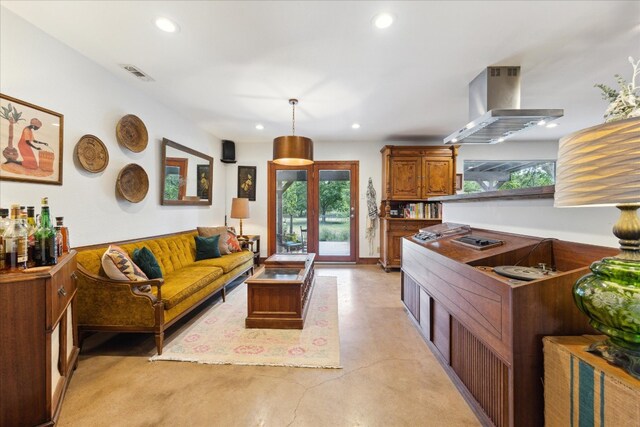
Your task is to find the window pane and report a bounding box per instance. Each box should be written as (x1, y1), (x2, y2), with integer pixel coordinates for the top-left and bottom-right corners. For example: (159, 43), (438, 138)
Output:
(275, 170), (307, 254)
(462, 160), (555, 193)
(318, 170), (351, 256)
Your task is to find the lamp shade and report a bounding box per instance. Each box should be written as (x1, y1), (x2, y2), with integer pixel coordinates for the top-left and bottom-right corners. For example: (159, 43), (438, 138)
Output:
(555, 117), (640, 207)
(230, 197), (250, 219)
(272, 135), (314, 165)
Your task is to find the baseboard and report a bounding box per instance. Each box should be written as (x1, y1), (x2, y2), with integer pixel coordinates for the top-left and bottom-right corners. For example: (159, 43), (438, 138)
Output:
(357, 257), (379, 265)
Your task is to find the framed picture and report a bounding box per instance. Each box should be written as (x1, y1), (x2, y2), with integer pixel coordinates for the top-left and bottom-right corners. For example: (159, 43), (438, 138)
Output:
(196, 164), (210, 200)
(237, 165), (256, 201)
(0, 94), (64, 185)
(456, 173), (463, 191)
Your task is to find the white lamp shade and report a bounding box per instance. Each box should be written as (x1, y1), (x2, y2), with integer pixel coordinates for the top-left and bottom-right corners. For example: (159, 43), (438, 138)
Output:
(555, 117), (640, 207)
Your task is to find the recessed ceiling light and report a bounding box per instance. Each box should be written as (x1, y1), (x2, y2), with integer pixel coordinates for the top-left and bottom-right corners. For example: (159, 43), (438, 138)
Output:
(155, 17), (179, 33)
(497, 137), (505, 142)
(451, 138), (458, 143)
(373, 13), (394, 29)
(255, 124), (264, 130)
(546, 123), (558, 128)
(51, 123), (60, 127)
(537, 120), (547, 126)
(351, 123), (361, 129)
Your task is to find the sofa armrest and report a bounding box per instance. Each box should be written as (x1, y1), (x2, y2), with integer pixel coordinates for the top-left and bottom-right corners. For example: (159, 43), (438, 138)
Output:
(74, 264), (164, 328)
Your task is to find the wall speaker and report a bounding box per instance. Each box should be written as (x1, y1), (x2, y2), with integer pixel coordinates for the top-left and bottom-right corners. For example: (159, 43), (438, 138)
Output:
(221, 140), (236, 163)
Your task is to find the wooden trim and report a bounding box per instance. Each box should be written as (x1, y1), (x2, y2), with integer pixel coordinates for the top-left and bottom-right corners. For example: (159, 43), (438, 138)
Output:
(358, 257), (379, 265)
(431, 185), (555, 203)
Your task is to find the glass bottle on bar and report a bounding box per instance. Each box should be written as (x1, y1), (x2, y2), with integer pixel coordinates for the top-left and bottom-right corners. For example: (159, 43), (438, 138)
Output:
(26, 206), (37, 268)
(3, 204), (28, 271)
(0, 208), (9, 271)
(34, 197), (57, 266)
(55, 216), (70, 254)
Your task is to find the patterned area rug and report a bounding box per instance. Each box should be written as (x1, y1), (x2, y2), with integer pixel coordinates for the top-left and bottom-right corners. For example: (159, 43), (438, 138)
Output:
(151, 276), (341, 368)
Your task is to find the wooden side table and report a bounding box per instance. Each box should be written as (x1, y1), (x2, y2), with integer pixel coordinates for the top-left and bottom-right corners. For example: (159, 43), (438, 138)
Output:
(239, 234), (260, 266)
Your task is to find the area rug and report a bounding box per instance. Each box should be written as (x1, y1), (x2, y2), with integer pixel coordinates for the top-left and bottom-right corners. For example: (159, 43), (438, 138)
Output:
(150, 276), (341, 369)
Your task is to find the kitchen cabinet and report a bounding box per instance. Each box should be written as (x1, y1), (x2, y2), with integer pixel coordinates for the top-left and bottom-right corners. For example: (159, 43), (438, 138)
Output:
(379, 145), (457, 271)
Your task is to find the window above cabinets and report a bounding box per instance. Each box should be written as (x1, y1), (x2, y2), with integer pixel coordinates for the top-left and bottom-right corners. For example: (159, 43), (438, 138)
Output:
(462, 160), (555, 193)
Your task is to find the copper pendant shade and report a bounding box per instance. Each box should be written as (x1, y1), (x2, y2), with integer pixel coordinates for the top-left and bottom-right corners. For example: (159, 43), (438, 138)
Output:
(273, 99), (314, 165)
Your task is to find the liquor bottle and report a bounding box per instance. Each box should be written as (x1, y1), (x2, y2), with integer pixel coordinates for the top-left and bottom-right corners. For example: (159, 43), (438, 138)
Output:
(55, 226), (63, 257)
(0, 208), (9, 271)
(26, 206), (37, 268)
(34, 197), (57, 266)
(55, 216), (70, 253)
(3, 204), (28, 271)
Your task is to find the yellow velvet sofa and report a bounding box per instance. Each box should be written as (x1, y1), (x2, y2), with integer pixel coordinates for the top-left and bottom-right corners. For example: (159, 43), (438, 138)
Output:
(74, 230), (254, 354)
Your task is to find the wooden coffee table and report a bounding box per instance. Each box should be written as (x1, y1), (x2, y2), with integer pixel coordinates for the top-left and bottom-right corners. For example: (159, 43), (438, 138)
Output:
(245, 253), (315, 329)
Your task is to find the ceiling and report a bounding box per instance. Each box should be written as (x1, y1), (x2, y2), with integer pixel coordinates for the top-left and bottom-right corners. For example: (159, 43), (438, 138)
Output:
(2, 1), (639, 144)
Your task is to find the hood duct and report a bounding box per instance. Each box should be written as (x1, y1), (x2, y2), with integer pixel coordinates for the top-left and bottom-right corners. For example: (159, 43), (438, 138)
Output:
(444, 66), (563, 144)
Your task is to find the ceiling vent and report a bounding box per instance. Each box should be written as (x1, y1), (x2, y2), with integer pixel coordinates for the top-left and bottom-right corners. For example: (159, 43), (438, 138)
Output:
(119, 64), (154, 82)
(444, 66), (563, 144)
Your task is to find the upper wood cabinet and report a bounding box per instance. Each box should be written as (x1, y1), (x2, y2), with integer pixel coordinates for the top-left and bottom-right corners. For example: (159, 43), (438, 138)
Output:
(381, 145), (457, 201)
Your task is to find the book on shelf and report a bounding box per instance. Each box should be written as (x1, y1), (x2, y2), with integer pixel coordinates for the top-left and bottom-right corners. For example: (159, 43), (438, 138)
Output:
(392, 202), (442, 219)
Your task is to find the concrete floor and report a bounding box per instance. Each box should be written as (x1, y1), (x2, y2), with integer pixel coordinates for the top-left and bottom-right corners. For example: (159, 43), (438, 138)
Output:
(58, 266), (480, 427)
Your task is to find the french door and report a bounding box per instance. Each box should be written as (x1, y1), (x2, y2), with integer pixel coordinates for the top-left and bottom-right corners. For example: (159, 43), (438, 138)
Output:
(268, 161), (359, 262)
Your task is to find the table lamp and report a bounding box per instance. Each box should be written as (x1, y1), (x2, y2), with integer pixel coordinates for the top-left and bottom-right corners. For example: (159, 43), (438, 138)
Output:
(555, 116), (640, 379)
(230, 197), (250, 238)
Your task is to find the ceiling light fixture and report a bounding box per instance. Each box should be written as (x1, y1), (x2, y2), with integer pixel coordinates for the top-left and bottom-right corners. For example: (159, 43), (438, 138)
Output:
(272, 99), (313, 165)
(373, 13), (394, 29)
(255, 124), (264, 130)
(155, 17), (179, 33)
(546, 123), (558, 128)
(352, 123), (361, 129)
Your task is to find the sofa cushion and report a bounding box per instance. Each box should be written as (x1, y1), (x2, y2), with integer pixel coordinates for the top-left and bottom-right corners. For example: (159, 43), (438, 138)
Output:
(196, 250), (253, 273)
(156, 266), (224, 309)
(119, 232), (197, 275)
(226, 229), (243, 252)
(198, 226), (231, 255)
(102, 245), (148, 282)
(132, 247), (163, 279)
(195, 235), (221, 261)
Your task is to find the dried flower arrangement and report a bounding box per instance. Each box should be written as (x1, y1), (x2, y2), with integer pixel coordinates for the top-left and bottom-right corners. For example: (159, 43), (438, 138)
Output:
(595, 56), (640, 122)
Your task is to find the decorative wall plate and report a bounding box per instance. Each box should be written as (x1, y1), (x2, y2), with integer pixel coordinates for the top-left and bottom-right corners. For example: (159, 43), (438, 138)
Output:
(116, 163), (149, 203)
(116, 114), (148, 152)
(75, 134), (109, 173)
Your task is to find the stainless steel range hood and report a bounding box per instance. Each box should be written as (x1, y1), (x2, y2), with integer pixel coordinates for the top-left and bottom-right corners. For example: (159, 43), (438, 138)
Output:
(444, 66), (563, 144)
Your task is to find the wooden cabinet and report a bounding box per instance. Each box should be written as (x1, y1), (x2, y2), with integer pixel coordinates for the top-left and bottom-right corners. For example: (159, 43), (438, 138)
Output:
(380, 218), (440, 271)
(0, 251), (78, 426)
(379, 145), (457, 271)
(401, 232), (617, 427)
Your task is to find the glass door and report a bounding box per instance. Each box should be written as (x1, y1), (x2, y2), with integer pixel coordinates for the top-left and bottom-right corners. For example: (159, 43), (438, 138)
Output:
(270, 167), (310, 254)
(268, 161), (358, 262)
(314, 163), (358, 262)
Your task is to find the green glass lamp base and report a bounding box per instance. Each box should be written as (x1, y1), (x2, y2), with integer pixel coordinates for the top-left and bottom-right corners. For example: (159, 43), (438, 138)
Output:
(573, 257), (640, 380)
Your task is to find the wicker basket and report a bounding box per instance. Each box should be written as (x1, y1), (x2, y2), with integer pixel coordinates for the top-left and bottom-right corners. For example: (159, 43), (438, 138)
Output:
(116, 163), (149, 203)
(38, 151), (55, 172)
(116, 114), (148, 152)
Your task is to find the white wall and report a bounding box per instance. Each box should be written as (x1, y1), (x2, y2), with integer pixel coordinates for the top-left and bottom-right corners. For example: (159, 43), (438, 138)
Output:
(0, 9), (227, 246)
(225, 140), (385, 259)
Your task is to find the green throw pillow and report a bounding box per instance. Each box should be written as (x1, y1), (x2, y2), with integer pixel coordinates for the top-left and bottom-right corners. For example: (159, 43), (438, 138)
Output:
(195, 235), (221, 261)
(132, 247), (163, 279)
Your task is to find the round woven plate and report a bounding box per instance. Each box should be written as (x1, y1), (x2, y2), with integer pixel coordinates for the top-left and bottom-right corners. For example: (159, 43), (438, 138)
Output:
(75, 134), (109, 173)
(116, 163), (149, 203)
(116, 114), (148, 152)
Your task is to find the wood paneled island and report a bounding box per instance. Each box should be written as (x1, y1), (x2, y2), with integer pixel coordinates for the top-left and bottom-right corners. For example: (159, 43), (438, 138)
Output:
(400, 229), (617, 427)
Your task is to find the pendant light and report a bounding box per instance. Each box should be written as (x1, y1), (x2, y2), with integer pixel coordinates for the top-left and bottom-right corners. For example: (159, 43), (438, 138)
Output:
(273, 99), (314, 165)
